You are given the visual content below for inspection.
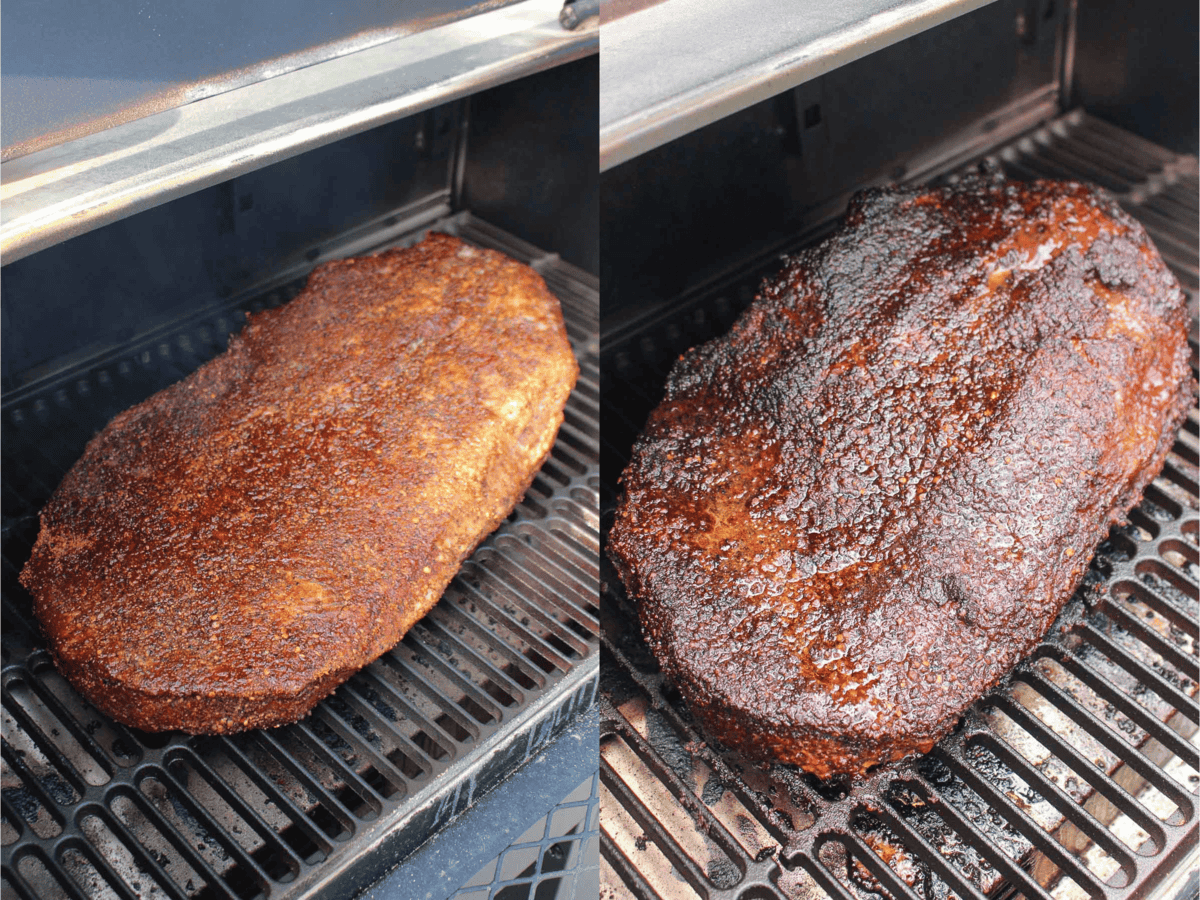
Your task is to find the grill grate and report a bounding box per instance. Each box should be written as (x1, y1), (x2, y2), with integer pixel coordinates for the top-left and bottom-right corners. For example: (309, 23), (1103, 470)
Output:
(0, 210), (600, 900)
(599, 111), (1199, 900)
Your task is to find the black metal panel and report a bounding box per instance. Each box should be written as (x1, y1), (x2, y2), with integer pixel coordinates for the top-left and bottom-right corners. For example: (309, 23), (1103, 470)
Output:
(1070, 0), (1199, 155)
(460, 55), (601, 277)
(599, 113), (1199, 900)
(1, 208), (600, 900)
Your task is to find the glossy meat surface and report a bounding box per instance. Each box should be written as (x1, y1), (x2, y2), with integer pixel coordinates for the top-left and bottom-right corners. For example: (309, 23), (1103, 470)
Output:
(608, 177), (1193, 777)
(21, 233), (578, 733)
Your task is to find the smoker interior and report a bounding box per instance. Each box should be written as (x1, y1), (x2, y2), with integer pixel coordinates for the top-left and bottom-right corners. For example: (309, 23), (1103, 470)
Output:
(598, 113), (1198, 899)
(0, 208), (601, 900)
(0, 57), (600, 900)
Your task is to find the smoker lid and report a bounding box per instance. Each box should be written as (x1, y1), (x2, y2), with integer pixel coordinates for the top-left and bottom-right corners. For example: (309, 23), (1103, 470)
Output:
(0, 0), (597, 265)
(599, 0), (996, 172)
(0, 0), (529, 162)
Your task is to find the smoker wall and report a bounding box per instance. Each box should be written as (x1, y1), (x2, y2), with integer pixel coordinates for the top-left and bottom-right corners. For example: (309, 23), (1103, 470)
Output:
(1, 55), (599, 390)
(1072, 0), (1199, 155)
(462, 57), (600, 277)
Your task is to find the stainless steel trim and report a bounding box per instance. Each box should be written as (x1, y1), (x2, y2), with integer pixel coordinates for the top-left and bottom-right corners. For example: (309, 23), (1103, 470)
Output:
(0, 0), (597, 264)
(599, 0), (995, 172)
(1149, 850), (1199, 900)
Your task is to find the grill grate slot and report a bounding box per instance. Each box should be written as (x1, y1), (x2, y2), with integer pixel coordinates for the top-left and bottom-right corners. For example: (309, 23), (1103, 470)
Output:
(178, 740), (329, 865)
(833, 827), (936, 900)
(983, 700), (1159, 860)
(600, 112), (1198, 900)
(600, 737), (744, 898)
(897, 773), (1053, 900)
(884, 778), (1027, 900)
(936, 743), (1109, 897)
(228, 733), (352, 842)
(1, 737), (67, 840)
(132, 769), (266, 899)
(455, 562), (579, 672)
(1, 211), (599, 898)
(102, 793), (210, 898)
(1073, 629), (1199, 737)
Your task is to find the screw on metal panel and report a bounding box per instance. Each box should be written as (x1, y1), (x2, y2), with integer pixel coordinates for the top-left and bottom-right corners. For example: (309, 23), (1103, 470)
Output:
(560, 0), (599, 30)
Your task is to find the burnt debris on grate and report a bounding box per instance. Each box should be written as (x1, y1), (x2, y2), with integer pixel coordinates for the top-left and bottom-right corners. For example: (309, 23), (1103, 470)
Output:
(599, 113), (1199, 900)
(1, 214), (600, 900)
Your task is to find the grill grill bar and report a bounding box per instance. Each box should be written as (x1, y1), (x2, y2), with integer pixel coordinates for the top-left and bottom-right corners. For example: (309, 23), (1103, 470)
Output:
(869, 797), (1001, 900)
(600, 111), (1198, 900)
(1, 209), (599, 899)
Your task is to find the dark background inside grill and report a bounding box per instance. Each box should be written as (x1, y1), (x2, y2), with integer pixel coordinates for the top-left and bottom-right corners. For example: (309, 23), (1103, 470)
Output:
(597, 2), (1198, 897)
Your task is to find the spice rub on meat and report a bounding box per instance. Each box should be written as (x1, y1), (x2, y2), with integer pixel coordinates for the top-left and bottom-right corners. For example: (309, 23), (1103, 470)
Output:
(607, 176), (1193, 778)
(20, 233), (578, 734)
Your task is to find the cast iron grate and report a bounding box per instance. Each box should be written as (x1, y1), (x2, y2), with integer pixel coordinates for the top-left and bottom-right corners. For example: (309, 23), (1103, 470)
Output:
(1, 209), (600, 900)
(598, 111), (1198, 900)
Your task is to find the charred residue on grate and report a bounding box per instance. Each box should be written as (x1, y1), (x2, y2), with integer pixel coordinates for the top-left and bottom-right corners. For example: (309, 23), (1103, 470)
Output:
(599, 113), (1198, 900)
(1, 212), (600, 899)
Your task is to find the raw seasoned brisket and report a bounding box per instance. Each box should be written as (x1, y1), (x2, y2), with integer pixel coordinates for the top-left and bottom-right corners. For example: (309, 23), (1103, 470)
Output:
(608, 176), (1193, 778)
(21, 233), (578, 734)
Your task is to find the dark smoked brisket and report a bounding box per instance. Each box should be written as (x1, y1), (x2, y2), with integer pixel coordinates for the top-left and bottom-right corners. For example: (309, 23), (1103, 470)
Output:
(608, 176), (1193, 778)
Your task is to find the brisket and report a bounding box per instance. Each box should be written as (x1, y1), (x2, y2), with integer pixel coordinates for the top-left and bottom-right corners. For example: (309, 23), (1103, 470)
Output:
(607, 176), (1193, 778)
(20, 233), (578, 734)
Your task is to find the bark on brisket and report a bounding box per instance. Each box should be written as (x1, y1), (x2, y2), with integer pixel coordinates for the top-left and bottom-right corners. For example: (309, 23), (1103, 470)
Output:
(608, 176), (1193, 778)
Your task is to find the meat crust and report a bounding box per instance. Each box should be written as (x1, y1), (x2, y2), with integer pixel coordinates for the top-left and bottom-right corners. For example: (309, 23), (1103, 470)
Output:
(20, 233), (578, 734)
(607, 176), (1193, 778)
